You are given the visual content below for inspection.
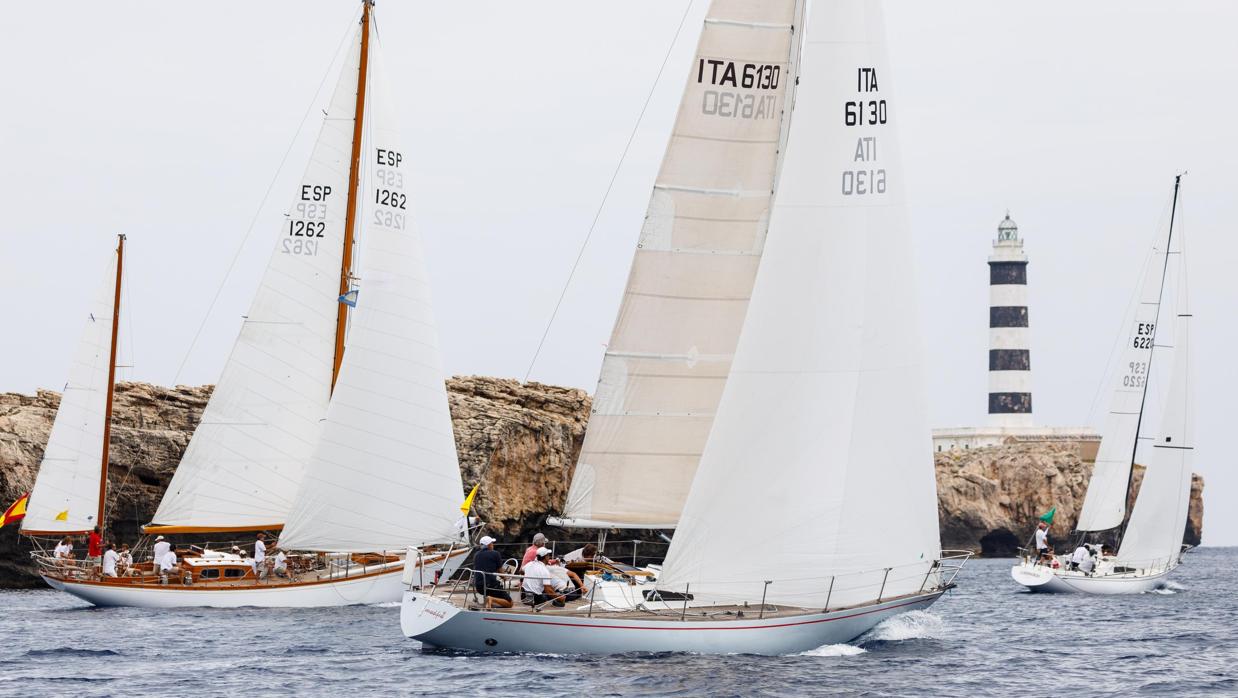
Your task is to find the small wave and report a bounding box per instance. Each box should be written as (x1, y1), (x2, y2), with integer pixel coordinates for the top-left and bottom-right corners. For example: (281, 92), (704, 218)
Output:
(24, 648), (119, 658)
(368, 601), (402, 608)
(861, 610), (944, 642)
(1147, 580), (1187, 595)
(798, 643), (867, 657)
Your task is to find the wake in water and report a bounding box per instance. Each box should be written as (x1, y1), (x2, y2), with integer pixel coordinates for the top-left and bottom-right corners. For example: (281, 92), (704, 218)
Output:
(1147, 581), (1187, 595)
(798, 611), (945, 657)
(798, 644), (867, 657)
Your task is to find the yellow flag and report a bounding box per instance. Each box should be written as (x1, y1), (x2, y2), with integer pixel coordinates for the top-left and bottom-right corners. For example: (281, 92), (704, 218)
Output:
(459, 484), (479, 515)
(55, 510), (69, 521)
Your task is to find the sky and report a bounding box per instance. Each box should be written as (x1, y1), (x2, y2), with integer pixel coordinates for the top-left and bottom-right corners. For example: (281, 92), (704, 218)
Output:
(1, 2), (1234, 544)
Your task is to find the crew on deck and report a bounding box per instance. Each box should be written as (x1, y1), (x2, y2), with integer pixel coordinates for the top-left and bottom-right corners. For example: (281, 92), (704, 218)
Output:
(101, 543), (119, 578)
(522, 547), (579, 607)
(522, 533), (548, 569)
(473, 536), (513, 608)
(152, 535), (171, 572)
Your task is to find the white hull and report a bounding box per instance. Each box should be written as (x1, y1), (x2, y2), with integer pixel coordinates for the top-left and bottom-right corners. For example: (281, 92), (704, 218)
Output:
(46, 552), (464, 609)
(1010, 560), (1175, 595)
(400, 589), (944, 655)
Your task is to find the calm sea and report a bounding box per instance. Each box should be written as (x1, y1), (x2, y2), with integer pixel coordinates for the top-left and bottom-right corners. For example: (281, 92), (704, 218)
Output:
(0, 549), (1234, 697)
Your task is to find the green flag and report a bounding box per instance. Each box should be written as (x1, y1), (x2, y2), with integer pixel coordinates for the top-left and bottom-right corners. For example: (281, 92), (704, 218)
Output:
(1039, 507), (1056, 524)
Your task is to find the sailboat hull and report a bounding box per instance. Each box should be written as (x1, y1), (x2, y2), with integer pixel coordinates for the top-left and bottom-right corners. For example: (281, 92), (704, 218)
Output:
(400, 588), (944, 655)
(1010, 560), (1174, 595)
(44, 550), (465, 609)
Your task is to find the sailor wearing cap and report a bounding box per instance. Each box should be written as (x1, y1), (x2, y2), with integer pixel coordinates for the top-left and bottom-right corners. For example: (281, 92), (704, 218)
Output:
(522, 547), (570, 607)
(473, 536), (512, 608)
(151, 535), (170, 576)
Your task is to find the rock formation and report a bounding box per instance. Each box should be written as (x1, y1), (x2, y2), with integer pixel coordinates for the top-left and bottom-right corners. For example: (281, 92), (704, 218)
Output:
(0, 379), (1204, 586)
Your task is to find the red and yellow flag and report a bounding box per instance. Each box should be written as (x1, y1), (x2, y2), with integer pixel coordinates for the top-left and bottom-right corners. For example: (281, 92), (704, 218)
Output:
(0, 494), (29, 528)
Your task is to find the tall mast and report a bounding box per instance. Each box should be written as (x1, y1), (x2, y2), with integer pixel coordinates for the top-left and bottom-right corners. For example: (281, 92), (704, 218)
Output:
(332, 0), (373, 391)
(1117, 174), (1181, 545)
(98, 233), (124, 531)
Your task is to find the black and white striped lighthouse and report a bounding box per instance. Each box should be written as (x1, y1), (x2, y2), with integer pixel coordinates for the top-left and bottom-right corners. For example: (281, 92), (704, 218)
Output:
(988, 213), (1033, 426)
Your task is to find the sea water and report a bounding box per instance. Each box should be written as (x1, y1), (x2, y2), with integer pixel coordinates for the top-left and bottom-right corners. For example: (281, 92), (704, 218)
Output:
(0, 548), (1235, 697)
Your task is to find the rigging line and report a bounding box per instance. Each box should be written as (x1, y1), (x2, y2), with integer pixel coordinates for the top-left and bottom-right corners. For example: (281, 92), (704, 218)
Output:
(521, 0), (697, 383)
(166, 9), (362, 390)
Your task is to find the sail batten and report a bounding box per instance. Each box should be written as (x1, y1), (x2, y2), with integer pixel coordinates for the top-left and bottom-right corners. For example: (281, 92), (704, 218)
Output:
(560, 0), (806, 529)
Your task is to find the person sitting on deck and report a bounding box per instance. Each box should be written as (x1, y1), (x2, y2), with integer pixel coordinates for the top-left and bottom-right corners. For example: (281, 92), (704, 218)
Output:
(561, 543), (598, 564)
(117, 544), (133, 575)
(522, 533), (548, 570)
(1068, 544), (1091, 572)
(158, 547), (179, 581)
(546, 556), (584, 600)
(522, 547), (569, 607)
(273, 550), (289, 578)
(53, 537), (74, 560)
(101, 543), (120, 578)
(472, 536), (513, 609)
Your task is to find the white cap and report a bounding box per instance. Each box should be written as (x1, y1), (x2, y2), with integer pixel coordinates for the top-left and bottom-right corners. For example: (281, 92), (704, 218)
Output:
(155, 535), (165, 541)
(478, 536), (496, 546)
(536, 546), (553, 558)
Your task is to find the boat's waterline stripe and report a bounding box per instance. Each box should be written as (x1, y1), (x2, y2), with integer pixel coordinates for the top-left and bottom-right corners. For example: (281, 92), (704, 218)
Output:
(473, 594), (939, 632)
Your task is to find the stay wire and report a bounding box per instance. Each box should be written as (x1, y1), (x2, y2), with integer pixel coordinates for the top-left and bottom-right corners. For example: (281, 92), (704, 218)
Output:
(521, 0), (696, 383)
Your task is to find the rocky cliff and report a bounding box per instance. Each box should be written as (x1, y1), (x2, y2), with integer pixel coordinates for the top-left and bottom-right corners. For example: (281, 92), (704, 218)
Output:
(0, 379), (1204, 586)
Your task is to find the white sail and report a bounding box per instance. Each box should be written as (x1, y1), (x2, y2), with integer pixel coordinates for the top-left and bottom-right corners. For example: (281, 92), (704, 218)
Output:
(278, 30), (464, 552)
(560, 0), (806, 529)
(1118, 300), (1193, 566)
(22, 252), (120, 534)
(656, 0), (941, 609)
(1075, 237), (1169, 531)
(149, 28), (362, 531)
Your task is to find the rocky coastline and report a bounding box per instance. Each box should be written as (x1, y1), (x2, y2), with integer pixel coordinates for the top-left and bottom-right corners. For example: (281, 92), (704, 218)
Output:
(0, 379), (1203, 587)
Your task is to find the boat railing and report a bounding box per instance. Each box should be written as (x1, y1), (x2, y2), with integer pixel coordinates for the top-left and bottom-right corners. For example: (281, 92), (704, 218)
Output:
(434, 551), (973, 616)
(1019, 547), (1184, 577)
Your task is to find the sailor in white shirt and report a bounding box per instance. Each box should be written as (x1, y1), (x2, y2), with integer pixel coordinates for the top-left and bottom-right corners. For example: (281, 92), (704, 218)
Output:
(159, 548), (178, 581)
(273, 551), (288, 578)
(254, 533), (268, 580)
(1069, 545), (1092, 573)
(151, 535), (171, 570)
(522, 547), (568, 605)
(1034, 522), (1049, 558)
(53, 537), (73, 559)
(101, 544), (120, 577)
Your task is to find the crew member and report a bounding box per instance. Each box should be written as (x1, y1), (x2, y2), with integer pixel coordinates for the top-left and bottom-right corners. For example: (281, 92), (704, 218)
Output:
(473, 536), (513, 608)
(101, 543), (120, 578)
(522, 533), (548, 569)
(522, 547), (569, 607)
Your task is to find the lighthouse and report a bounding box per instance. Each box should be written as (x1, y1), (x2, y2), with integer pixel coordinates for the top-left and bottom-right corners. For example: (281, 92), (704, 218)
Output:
(988, 213), (1033, 426)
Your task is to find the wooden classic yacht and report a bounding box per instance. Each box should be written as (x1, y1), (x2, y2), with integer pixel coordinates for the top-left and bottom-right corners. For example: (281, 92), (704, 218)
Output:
(28, 0), (470, 607)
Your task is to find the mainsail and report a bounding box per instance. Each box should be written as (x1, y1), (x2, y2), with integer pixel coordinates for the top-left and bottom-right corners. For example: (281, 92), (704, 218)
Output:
(656, 0), (941, 609)
(22, 246), (121, 534)
(278, 32), (464, 552)
(558, 0), (806, 529)
(1075, 230), (1172, 531)
(149, 28), (363, 532)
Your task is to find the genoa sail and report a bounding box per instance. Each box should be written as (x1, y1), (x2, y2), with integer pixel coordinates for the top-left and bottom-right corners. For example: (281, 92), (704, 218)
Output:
(278, 31), (464, 552)
(149, 28), (363, 532)
(1075, 231), (1172, 531)
(22, 249), (120, 534)
(656, 0), (941, 609)
(559, 0), (807, 529)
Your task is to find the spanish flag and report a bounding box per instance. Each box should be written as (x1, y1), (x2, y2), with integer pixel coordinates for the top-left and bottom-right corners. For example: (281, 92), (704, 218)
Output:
(0, 494), (29, 528)
(460, 484), (479, 515)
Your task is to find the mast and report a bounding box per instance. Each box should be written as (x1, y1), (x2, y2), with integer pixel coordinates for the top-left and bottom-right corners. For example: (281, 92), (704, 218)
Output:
(97, 233), (124, 531)
(332, 0), (373, 391)
(1117, 174), (1181, 545)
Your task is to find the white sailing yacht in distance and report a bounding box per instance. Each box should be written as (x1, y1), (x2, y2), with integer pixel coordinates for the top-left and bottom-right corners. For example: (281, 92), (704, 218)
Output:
(402, 0), (969, 655)
(36, 0), (468, 607)
(1012, 175), (1194, 594)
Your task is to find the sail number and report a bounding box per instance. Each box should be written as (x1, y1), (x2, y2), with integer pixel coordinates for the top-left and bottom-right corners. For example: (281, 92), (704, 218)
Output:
(697, 59), (780, 90)
(1123, 361), (1148, 388)
(841, 169), (886, 196)
(374, 210), (405, 230)
(288, 220), (325, 237)
(376, 188), (406, 210)
(1132, 322), (1155, 349)
(844, 100), (887, 126)
(281, 239), (318, 256)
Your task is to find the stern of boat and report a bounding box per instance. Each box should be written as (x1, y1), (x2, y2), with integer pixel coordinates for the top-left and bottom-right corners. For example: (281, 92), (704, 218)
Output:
(1011, 561), (1068, 592)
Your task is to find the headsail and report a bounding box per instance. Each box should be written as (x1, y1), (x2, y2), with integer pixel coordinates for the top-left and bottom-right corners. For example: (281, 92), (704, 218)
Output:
(656, 0), (941, 609)
(559, 0), (806, 529)
(278, 28), (464, 552)
(148, 28), (363, 532)
(23, 246), (121, 534)
(1075, 228), (1173, 531)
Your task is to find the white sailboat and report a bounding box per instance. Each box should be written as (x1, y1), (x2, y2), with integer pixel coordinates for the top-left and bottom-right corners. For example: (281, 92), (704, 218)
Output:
(1012, 175), (1194, 594)
(37, 1), (469, 608)
(402, 0), (969, 654)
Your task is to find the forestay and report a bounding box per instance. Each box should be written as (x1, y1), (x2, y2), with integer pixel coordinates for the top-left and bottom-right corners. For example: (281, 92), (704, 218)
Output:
(1076, 233), (1170, 531)
(560, 0), (805, 529)
(150, 29), (362, 531)
(1118, 285), (1193, 566)
(279, 32), (464, 552)
(656, 1), (941, 609)
(22, 252), (120, 534)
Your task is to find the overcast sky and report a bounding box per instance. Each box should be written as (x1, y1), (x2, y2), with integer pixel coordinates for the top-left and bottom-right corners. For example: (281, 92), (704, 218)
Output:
(2, 2), (1235, 544)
